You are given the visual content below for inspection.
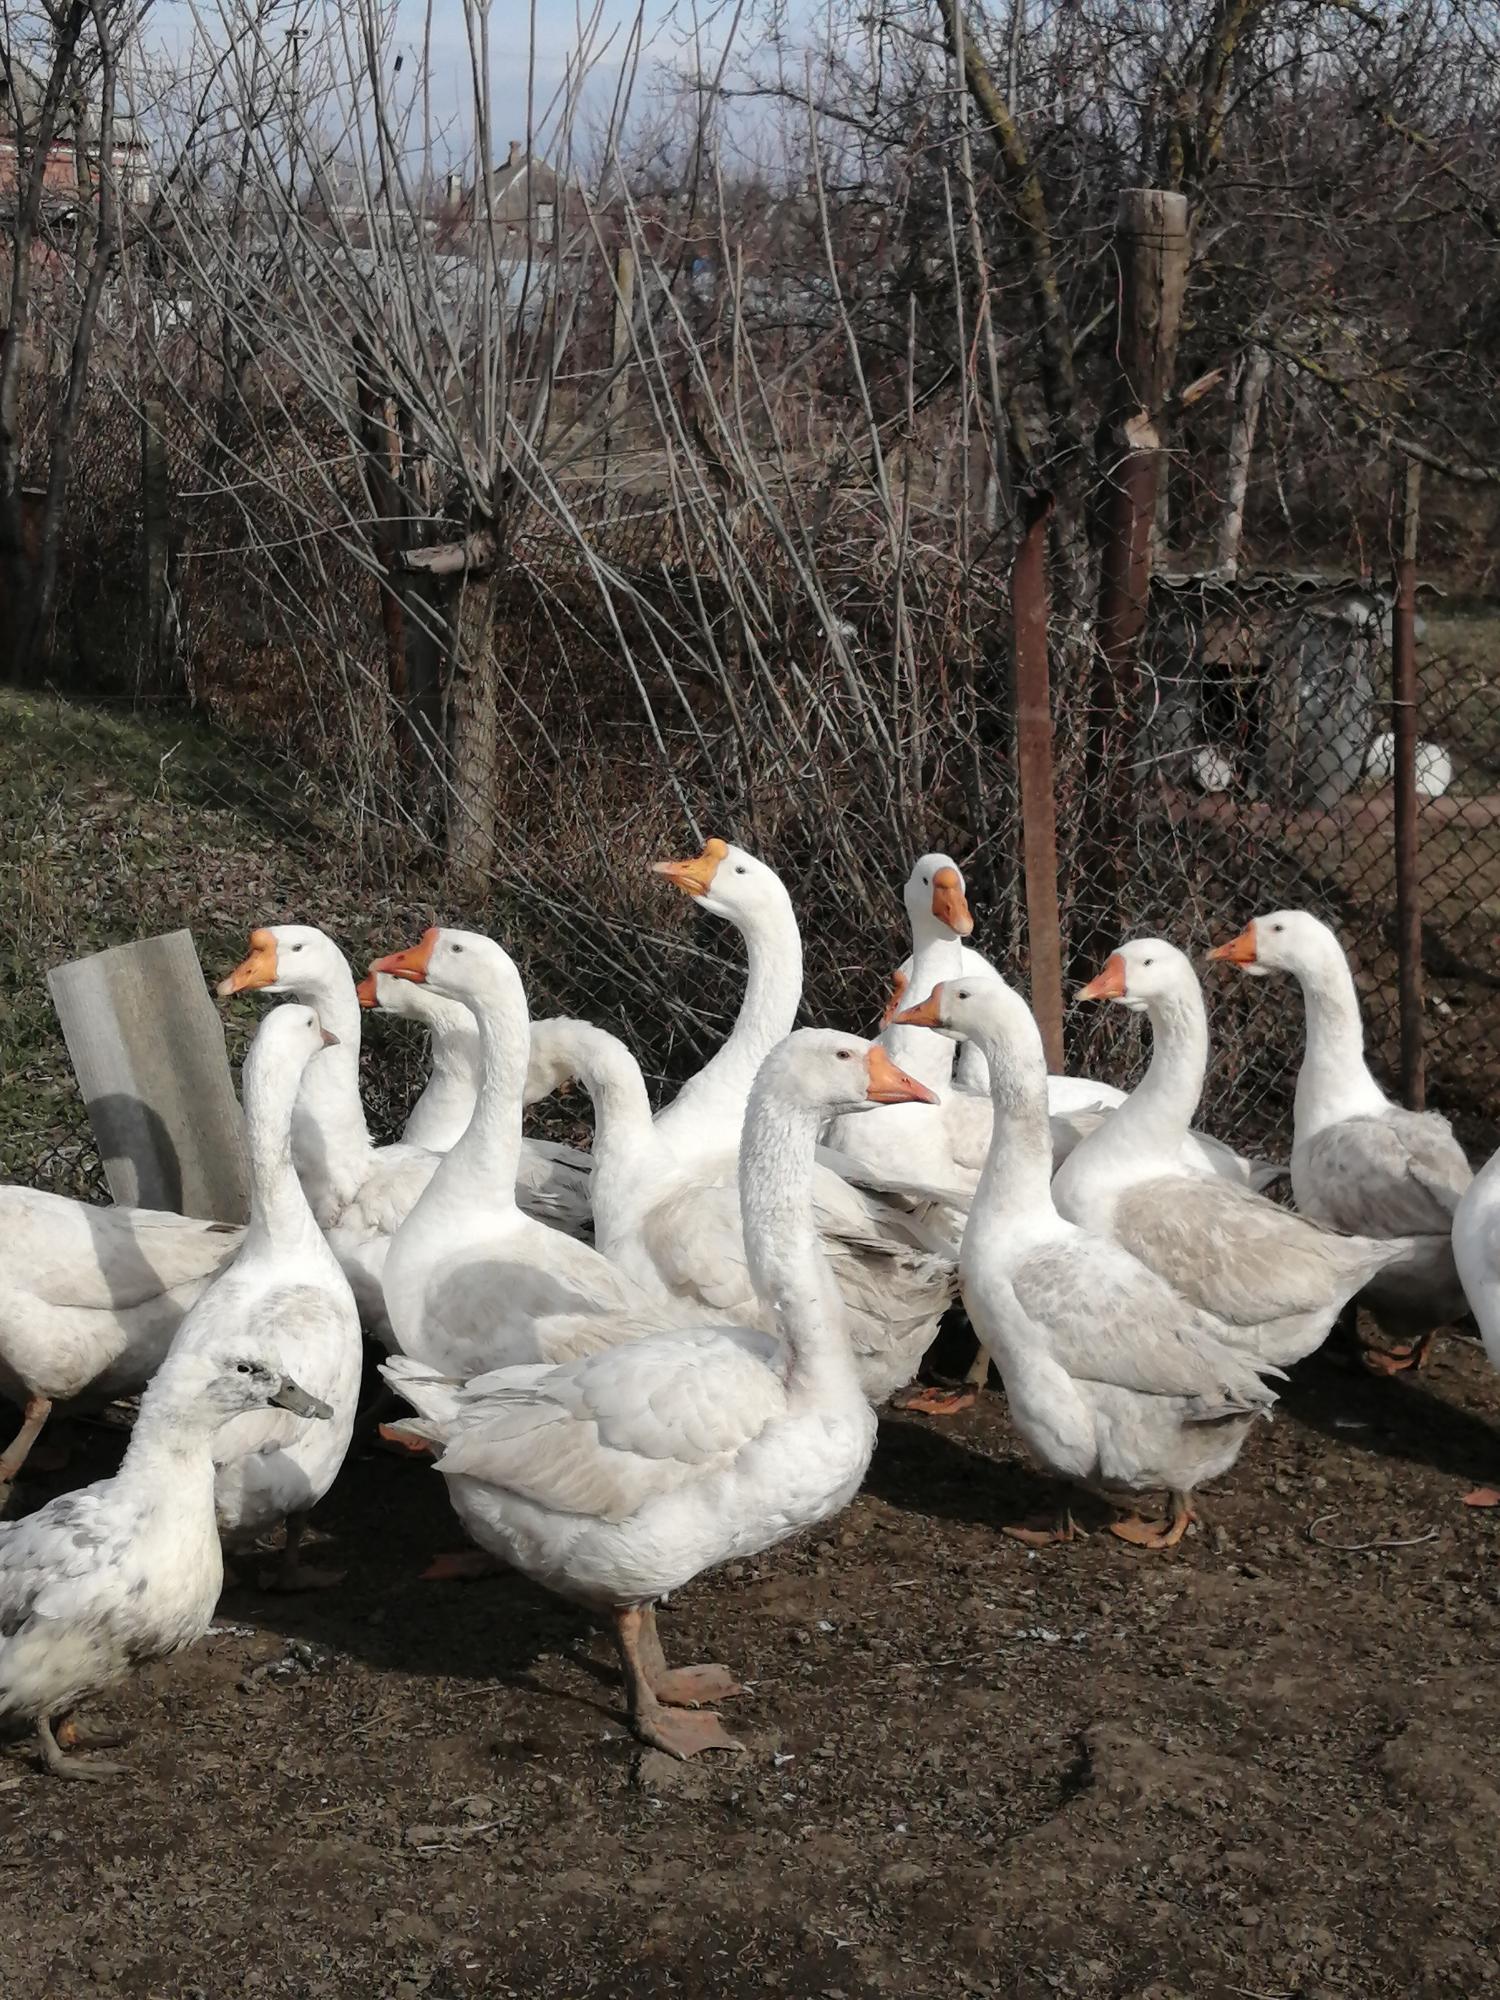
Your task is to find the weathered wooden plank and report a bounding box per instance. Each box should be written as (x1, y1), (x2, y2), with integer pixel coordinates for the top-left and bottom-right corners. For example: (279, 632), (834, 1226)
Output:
(47, 930), (251, 1223)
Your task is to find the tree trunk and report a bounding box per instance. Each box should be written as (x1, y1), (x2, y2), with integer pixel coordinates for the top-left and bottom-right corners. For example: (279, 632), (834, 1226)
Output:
(1214, 344), (1271, 576)
(443, 567), (501, 884)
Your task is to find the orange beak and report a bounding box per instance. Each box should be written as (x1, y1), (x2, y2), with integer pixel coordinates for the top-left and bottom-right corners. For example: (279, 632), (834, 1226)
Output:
(931, 866), (974, 938)
(865, 1044), (939, 1106)
(216, 928), (279, 997)
(653, 837), (729, 899)
(880, 969), (910, 1028)
(355, 973), (378, 1008)
(890, 985), (945, 1031)
(1077, 952), (1127, 1003)
(1208, 923), (1258, 967)
(371, 928), (439, 984)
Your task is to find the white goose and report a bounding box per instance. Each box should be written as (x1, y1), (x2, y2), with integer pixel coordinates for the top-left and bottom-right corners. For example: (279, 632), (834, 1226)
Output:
(217, 926), (587, 1337)
(894, 975), (1280, 1550)
(379, 1030), (922, 1758)
(373, 929), (708, 1381)
(524, 1016), (956, 1405)
(0, 1343), (328, 1780)
(170, 1006), (361, 1589)
(357, 968), (480, 1153)
(1210, 910), (1472, 1370)
(1055, 940), (1416, 1368)
(357, 968), (593, 1228)
(0, 1190), (242, 1495)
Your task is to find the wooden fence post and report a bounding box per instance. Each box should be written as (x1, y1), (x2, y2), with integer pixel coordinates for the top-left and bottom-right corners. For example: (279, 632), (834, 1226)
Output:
(1077, 188), (1189, 970)
(1392, 458), (1425, 1110)
(48, 930), (250, 1222)
(1011, 489), (1066, 1073)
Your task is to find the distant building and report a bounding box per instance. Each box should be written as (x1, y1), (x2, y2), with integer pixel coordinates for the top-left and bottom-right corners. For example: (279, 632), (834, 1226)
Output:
(454, 140), (587, 250)
(0, 61), (151, 209)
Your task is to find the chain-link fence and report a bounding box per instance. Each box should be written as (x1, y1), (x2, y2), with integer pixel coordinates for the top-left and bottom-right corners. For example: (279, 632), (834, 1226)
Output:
(12, 362), (1500, 1189)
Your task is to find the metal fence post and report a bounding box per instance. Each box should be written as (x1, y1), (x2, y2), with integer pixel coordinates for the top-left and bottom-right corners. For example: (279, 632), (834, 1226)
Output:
(1011, 489), (1066, 1072)
(1392, 458), (1425, 1110)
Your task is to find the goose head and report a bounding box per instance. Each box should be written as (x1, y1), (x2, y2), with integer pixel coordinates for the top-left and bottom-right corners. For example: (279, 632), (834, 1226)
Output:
(241, 1003), (338, 1089)
(153, 1345), (333, 1428)
(892, 974), (1043, 1100)
(358, 965), (478, 1041)
(1208, 909), (1344, 982)
(217, 923), (349, 1002)
(370, 927), (526, 1023)
(1076, 938), (1195, 1016)
(904, 852), (974, 945)
(652, 837), (794, 933)
(753, 1027), (938, 1119)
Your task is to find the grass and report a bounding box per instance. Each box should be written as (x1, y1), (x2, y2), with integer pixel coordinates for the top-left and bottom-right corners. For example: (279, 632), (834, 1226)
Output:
(0, 689), (444, 1197)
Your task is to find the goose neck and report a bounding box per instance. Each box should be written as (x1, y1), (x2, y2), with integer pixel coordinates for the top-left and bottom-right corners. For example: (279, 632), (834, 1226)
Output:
(287, 969), (375, 1206)
(431, 973), (527, 1212)
(968, 1027), (1057, 1229)
(739, 1089), (860, 1406)
(884, 929), (962, 1088)
(1117, 981), (1208, 1153)
(243, 1068), (324, 1255)
(562, 1027), (661, 1252)
(1292, 954), (1386, 1133)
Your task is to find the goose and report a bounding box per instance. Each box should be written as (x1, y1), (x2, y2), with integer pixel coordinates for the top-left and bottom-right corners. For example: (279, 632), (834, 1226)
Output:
(1210, 910), (1472, 1370)
(358, 969), (481, 1153)
(0, 1190), (243, 1496)
(217, 926), (587, 1337)
(379, 1029), (926, 1758)
(0, 1344), (328, 1779)
(373, 928), (718, 1381)
(523, 1016), (955, 1405)
(650, 839), (804, 1169)
(357, 969), (593, 1231)
(171, 1006), (361, 1589)
(1451, 1149), (1500, 1505)
(893, 976), (1280, 1549)
(1055, 940), (1417, 1368)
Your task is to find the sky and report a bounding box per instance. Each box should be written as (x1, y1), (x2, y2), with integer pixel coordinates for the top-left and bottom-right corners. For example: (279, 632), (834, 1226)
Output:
(146, 0), (742, 167)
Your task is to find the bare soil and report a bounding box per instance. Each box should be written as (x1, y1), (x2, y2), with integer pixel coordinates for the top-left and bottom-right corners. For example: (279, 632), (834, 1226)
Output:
(3, 1325), (1498, 2000)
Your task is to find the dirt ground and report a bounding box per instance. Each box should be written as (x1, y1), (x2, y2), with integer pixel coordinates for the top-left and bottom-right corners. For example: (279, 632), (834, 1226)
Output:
(2, 1321), (1498, 2000)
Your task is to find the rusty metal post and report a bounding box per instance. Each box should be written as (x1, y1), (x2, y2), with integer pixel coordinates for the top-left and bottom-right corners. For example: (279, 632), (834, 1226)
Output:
(1011, 489), (1065, 1073)
(1077, 188), (1189, 971)
(1392, 458), (1425, 1110)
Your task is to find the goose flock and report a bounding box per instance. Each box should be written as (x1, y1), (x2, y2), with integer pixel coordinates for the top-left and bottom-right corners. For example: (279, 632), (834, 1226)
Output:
(0, 839), (1494, 1778)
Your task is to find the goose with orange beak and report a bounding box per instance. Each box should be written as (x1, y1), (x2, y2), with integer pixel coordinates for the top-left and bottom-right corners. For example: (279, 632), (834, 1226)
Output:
(379, 1029), (927, 1759)
(892, 973), (1280, 1550)
(488, 1000), (959, 1409)
(1210, 908), (1472, 1375)
(1053, 939), (1420, 1373)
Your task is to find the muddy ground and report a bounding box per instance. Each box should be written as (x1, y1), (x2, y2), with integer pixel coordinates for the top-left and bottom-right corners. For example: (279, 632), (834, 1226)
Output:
(2, 1323), (1498, 2000)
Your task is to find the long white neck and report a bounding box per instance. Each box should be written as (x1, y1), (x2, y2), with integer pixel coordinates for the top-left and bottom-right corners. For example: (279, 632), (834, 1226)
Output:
(404, 1011), (481, 1150)
(883, 924), (962, 1089)
(967, 1015), (1058, 1236)
(738, 1083), (861, 1408)
(286, 965), (375, 1212)
(655, 895), (804, 1156)
(1096, 979), (1207, 1166)
(423, 968), (528, 1218)
(1290, 948), (1390, 1138)
(242, 1053), (326, 1260)
(548, 1023), (661, 1258)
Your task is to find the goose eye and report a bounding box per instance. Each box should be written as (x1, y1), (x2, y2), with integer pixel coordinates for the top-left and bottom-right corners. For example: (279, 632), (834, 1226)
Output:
(451, 942), (464, 953)
(1142, 957), (1153, 967)
(235, 1362), (251, 1375)
(836, 1048), (853, 1060)
(734, 865), (747, 875)
(290, 943), (303, 952)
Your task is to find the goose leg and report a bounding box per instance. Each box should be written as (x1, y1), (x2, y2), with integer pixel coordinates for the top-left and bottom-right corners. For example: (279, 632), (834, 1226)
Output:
(1110, 1495), (1195, 1551)
(37, 1715), (126, 1781)
(262, 1514), (345, 1592)
(613, 1606), (743, 1758)
(892, 1381), (980, 1416)
(1362, 1330), (1437, 1376)
(636, 1603), (743, 1706)
(0, 1396), (53, 1489)
(1002, 1509), (1085, 1547)
(1462, 1487), (1500, 1508)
